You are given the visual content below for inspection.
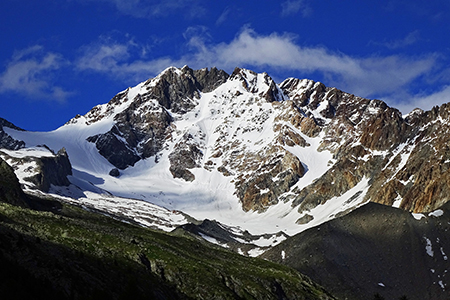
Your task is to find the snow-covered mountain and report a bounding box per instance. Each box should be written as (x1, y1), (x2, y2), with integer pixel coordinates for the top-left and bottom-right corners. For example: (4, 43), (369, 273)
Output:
(1, 66), (450, 254)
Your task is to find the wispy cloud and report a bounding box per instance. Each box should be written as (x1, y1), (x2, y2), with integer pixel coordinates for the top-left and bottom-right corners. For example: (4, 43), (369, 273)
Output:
(281, 0), (311, 17)
(76, 39), (176, 80)
(0, 46), (72, 102)
(79, 0), (206, 18)
(216, 7), (232, 26)
(373, 30), (421, 49)
(391, 85), (450, 114)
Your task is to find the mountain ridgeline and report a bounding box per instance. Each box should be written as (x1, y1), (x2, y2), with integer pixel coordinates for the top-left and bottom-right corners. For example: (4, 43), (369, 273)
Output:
(2, 66), (450, 299)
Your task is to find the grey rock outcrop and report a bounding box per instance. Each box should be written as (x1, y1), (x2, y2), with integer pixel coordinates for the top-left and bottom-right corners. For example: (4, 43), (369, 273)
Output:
(169, 132), (203, 181)
(193, 67), (229, 92)
(87, 131), (141, 170)
(109, 168), (120, 177)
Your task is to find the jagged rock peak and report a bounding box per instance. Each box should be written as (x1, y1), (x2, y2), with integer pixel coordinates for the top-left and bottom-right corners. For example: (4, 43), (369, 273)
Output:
(229, 67), (285, 102)
(193, 67), (229, 93)
(78, 66), (230, 170)
(0, 118), (24, 131)
(151, 65), (229, 95)
(0, 118), (25, 150)
(67, 66), (230, 126)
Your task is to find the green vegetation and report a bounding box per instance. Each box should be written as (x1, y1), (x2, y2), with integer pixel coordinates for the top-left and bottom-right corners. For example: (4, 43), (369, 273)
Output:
(0, 195), (335, 299)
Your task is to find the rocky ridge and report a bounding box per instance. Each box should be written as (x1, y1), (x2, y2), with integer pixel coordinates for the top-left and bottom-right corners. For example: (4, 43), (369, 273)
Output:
(80, 66), (228, 170)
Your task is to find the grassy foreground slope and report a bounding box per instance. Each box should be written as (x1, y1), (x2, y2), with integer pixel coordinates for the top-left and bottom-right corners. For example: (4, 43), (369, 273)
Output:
(0, 159), (335, 300)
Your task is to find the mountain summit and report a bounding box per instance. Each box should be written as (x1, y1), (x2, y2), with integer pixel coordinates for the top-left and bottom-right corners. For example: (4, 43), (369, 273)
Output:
(2, 66), (450, 237)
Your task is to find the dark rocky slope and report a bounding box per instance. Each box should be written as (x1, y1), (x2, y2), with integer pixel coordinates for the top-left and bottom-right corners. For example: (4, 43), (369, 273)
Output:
(262, 202), (450, 300)
(0, 157), (335, 300)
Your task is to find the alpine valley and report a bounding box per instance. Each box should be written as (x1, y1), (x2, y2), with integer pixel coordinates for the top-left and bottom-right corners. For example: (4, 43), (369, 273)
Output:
(1, 66), (450, 299)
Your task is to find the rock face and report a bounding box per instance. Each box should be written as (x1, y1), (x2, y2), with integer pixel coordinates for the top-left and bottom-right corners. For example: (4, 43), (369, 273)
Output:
(109, 168), (120, 177)
(28, 148), (73, 192)
(169, 132), (204, 181)
(234, 148), (306, 211)
(85, 92), (173, 169)
(262, 202), (450, 300)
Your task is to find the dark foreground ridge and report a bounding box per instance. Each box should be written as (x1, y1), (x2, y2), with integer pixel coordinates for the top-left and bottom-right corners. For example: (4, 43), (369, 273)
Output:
(0, 157), (335, 300)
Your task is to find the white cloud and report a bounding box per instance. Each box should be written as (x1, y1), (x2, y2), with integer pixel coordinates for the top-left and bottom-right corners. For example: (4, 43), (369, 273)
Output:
(281, 0), (311, 17)
(77, 43), (130, 72)
(182, 28), (436, 99)
(0, 46), (72, 102)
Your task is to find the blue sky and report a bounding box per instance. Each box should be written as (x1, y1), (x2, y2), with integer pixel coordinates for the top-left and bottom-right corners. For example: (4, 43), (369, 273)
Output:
(2, 0), (450, 130)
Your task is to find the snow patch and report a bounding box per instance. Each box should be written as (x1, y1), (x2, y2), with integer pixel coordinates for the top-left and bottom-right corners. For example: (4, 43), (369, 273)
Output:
(295, 177), (370, 232)
(429, 209), (444, 217)
(392, 194), (402, 208)
(425, 237), (434, 257)
(248, 248), (265, 257)
(441, 247), (448, 260)
(251, 234), (287, 247)
(412, 213), (425, 220)
(199, 233), (229, 248)
(44, 189), (188, 232)
(0, 146), (55, 158)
